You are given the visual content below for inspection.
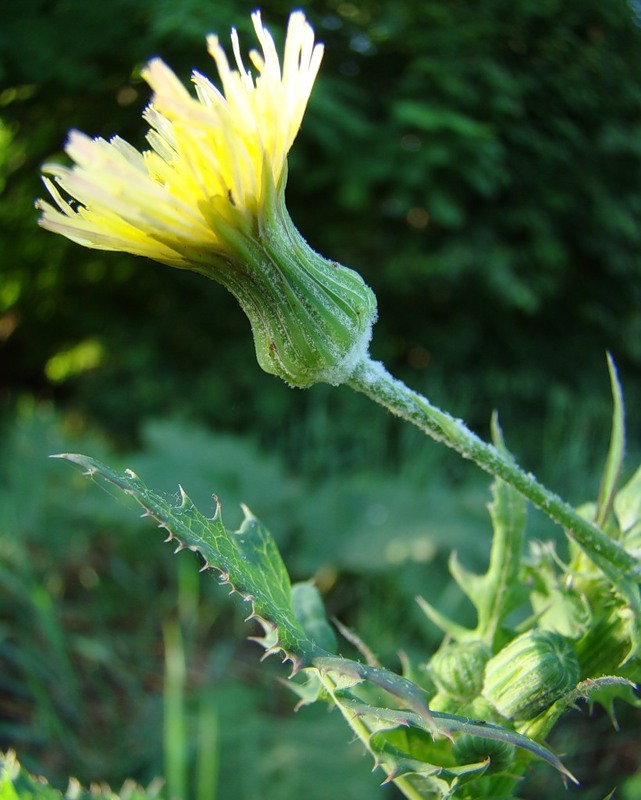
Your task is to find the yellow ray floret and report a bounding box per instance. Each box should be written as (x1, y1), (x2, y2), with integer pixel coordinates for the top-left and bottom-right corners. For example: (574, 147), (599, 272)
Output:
(36, 11), (323, 268)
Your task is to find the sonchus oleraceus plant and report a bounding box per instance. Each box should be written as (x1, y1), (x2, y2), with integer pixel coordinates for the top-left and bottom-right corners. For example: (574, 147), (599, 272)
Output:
(35, 10), (640, 799)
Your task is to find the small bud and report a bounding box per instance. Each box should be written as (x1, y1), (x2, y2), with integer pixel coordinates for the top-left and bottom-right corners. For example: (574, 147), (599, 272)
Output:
(453, 734), (515, 774)
(482, 630), (579, 721)
(429, 640), (491, 701)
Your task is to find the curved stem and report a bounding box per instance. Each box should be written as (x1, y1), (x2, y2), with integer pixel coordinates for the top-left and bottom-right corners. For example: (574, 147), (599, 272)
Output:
(347, 358), (637, 584)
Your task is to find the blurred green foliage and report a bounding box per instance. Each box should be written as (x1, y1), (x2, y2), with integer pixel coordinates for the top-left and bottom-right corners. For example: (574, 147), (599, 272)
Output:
(0, 749), (163, 800)
(1, 0), (640, 452)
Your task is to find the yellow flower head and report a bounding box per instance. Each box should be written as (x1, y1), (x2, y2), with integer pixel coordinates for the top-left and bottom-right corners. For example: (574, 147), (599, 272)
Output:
(37, 10), (377, 389)
(36, 11), (323, 268)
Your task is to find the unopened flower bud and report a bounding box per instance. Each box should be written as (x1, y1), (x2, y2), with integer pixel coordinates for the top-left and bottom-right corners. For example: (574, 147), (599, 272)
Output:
(429, 640), (491, 701)
(482, 630), (579, 721)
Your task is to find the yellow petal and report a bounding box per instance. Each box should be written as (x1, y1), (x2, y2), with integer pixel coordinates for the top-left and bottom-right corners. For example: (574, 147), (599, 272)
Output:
(37, 11), (323, 268)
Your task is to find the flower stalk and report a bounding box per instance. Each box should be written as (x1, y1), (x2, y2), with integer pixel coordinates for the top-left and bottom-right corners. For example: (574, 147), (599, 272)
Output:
(347, 358), (640, 617)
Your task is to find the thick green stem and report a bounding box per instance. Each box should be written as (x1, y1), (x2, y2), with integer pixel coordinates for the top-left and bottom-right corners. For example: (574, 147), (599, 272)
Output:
(347, 358), (637, 584)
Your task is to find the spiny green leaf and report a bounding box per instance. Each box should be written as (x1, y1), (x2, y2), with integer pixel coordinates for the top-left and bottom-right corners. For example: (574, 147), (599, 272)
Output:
(55, 453), (317, 663)
(518, 677), (639, 744)
(328, 694), (576, 785)
(56, 454), (576, 792)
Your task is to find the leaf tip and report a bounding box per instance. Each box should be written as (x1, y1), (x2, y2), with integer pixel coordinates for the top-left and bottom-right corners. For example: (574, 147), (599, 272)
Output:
(50, 452), (94, 474)
(178, 485), (189, 505)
